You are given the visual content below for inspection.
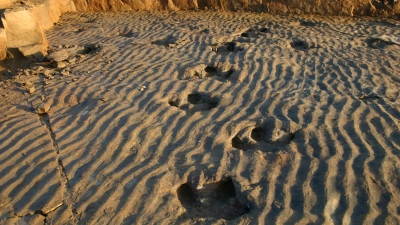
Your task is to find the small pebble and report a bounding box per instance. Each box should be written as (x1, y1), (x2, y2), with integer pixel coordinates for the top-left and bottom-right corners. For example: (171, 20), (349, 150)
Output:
(28, 87), (35, 94)
(56, 62), (67, 69)
(61, 70), (70, 76)
(36, 103), (50, 114)
(43, 69), (51, 76)
(24, 81), (34, 88)
(138, 85), (146, 91)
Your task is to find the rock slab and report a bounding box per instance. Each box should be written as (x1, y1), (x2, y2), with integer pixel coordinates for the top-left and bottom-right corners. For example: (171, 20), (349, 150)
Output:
(1, 6), (48, 58)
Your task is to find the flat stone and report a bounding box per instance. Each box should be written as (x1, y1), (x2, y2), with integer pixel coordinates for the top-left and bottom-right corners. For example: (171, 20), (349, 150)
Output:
(47, 49), (68, 62)
(55, 61), (67, 69)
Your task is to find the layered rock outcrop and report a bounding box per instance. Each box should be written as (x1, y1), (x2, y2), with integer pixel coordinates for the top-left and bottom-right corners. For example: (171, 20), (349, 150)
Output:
(72, 0), (400, 16)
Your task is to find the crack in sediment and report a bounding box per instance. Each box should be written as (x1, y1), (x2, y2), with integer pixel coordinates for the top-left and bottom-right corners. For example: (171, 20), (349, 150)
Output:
(13, 202), (64, 224)
(37, 113), (78, 224)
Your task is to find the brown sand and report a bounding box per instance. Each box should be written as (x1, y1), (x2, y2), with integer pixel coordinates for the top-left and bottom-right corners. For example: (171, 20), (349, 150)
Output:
(1, 11), (400, 224)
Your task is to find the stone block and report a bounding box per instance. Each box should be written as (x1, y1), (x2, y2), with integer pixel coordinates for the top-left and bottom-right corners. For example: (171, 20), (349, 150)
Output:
(1, 6), (48, 58)
(30, 0), (57, 30)
(30, 0), (76, 30)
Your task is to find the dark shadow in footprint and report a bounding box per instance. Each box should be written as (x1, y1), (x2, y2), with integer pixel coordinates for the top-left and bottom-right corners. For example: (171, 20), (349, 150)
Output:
(212, 42), (243, 53)
(291, 39), (318, 50)
(152, 36), (188, 48)
(119, 31), (136, 38)
(169, 93), (219, 113)
(81, 44), (102, 55)
(180, 64), (235, 80)
(366, 38), (394, 49)
(241, 32), (249, 37)
(232, 119), (299, 152)
(259, 27), (270, 33)
(205, 66), (217, 73)
(251, 127), (266, 141)
(202, 65), (234, 80)
(358, 93), (381, 101)
(187, 93), (219, 110)
(169, 95), (181, 107)
(177, 178), (250, 221)
(300, 20), (317, 27)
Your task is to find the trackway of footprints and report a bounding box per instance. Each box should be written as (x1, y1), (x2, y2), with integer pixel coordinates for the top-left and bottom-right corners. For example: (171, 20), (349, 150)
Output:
(1, 11), (400, 224)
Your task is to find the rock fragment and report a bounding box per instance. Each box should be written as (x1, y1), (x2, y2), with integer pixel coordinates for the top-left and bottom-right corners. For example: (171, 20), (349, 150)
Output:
(24, 81), (34, 88)
(28, 86), (35, 94)
(47, 49), (68, 62)
(138, 85), (146, 91)
(61, 69), (70, 76)
(36, 103), (50, 114)
(42, 69), (51, 76)
(55, 61), (67, 69)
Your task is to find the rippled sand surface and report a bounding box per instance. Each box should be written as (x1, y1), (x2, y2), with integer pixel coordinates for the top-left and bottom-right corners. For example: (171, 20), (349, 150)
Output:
(1, 12), (400, 224)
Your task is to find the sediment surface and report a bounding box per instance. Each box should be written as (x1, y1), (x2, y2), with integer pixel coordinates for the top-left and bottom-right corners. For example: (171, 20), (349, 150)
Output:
(0, 11), (400, 224)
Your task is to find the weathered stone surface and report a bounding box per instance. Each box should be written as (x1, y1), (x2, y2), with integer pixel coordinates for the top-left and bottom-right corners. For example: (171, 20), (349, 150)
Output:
(47, 49), (69, 62)
(30, 0), (76, 30)
(0, 0), (76, 61)
(72, 0), (400, 16)
(0, 29), (6, 60)
(1, 6), (48, 58)
(36, 103), (50, 114)
(0, 0), (14, 9)
(30, 0), (58, 30)
(58, 0), (77, 13)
